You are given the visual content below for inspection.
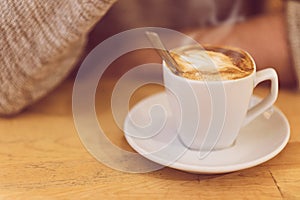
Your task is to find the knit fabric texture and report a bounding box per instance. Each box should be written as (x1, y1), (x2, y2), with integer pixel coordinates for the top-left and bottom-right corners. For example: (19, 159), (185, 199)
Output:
(286, 0), (300, 89)
(0, 0), (116, 115)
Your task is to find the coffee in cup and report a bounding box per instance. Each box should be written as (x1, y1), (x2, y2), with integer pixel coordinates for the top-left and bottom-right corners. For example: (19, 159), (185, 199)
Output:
(163, 45), (278, 151)
(170, 45), (254, 81)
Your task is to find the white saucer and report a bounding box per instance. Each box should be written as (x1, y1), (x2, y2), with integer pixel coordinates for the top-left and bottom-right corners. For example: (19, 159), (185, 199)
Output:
(124, 92), (290, 174)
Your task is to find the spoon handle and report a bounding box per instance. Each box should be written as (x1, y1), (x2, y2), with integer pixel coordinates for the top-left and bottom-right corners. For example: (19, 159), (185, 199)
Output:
(145, 31), (182, 75)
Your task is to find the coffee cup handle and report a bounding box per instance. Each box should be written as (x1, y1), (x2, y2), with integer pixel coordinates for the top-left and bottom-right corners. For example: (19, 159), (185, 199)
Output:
(243, 68), (278, 126)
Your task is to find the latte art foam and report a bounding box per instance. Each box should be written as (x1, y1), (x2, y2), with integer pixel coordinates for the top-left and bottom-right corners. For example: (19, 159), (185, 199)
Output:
(170, 45), (254, 81)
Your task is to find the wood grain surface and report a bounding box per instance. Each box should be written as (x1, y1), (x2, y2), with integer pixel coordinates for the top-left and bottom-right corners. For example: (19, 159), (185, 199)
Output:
(0, 72), (300, 199)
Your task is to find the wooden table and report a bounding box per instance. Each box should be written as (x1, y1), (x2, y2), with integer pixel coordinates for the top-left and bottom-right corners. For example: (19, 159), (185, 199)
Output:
(1, 69), (300, 199)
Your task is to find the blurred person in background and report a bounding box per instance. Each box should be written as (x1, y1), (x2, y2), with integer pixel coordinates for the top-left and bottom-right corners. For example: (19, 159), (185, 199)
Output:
(89, 0), (297, 87)
(0, 0), (299, 116)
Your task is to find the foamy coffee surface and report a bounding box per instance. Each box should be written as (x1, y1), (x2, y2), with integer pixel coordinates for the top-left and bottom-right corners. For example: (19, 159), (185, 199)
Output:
(170, 46), (254, 81)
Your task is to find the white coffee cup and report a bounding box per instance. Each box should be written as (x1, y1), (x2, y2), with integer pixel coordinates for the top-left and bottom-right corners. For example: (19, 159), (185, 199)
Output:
(163, 45), (278, 151)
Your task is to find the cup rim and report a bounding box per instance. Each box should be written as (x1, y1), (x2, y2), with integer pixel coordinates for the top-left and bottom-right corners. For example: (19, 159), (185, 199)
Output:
(163, 45), (256, 83)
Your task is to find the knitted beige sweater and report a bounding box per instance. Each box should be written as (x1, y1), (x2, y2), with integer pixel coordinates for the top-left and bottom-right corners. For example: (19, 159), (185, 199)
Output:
(0, 0), (116, 115)
(286, 0), (300, 89)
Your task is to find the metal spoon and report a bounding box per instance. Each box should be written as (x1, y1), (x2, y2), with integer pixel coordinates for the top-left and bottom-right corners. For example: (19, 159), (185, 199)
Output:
(145, 31), (183, 75)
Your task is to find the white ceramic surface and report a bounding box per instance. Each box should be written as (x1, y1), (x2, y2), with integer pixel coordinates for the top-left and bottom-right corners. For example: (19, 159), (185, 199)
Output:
(124, 92), (290, 174)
